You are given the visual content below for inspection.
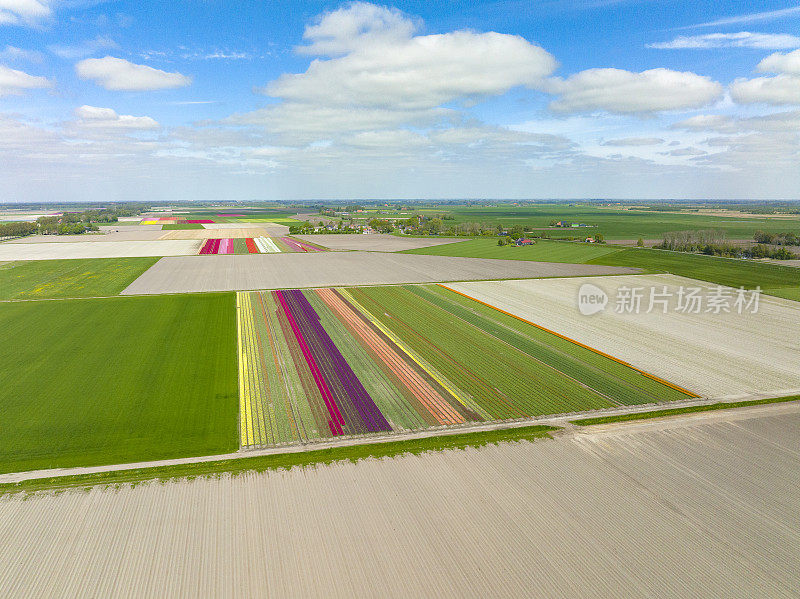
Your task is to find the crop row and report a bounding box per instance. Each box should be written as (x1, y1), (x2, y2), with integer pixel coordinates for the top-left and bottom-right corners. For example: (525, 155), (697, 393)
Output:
(200, 236), (326, 255)
(236, 282), (693, 448)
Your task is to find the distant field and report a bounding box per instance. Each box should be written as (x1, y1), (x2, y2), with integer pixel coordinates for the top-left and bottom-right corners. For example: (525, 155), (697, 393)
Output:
(588, 248), (800, 292)
(161, 223), (204, 230)
(0, 294), (238, 473)
(231, 217), (300, 224)
(0, 258), (158, 300)
(0, 240), (200, 260)
(178, 211), (301, 224)
(236, 285), (688, 448)
(403, 238), (620, 262)
(419, 204), (800, 239)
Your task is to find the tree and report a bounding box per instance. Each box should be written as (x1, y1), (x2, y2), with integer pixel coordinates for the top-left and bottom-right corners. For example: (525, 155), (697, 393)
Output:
(636, 238), (644, 247)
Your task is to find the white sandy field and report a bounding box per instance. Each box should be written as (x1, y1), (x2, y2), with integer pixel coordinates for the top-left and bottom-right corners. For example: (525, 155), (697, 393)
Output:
(159, 227), (281, 240)
(295, 234), (467, 252)
(202, 222), (290, 236)
(0, 239), (201, 260)
(447, 274), (800, 398)
(0, 403), (798, 598)
(120, 253), (639, 295)
(11, 230), (167, 243)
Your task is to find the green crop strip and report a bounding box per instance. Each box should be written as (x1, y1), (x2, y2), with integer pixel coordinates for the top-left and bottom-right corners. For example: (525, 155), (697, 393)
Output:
(349, 286), (615, 417)
(416, 285), (689, 404)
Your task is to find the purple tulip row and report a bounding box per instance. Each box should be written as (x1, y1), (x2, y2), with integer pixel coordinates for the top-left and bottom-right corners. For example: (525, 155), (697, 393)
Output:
(279, 289), (391, 434)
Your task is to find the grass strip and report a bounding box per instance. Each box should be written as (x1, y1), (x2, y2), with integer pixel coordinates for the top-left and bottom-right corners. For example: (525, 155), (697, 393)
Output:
(570, 395), (800, 426)
(588, 248), (800, 290)
(0, 425), (559, 495)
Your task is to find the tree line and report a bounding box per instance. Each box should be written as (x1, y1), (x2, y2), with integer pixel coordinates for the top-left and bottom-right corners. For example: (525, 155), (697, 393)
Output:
(1, 205), (148, 239)
(656, 229), (798, 260)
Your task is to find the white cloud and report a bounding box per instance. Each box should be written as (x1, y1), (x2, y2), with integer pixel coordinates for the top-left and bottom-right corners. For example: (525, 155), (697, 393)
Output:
(729, 50), (800, 106)
(681, 6), (800, 29)
(674, 110), (800, 133)
(601, 137), (665, 146)
(0, 0), (51, 26)
(547, 68), (723, 114)
(649, 32), (800, 50)
(75, 56), (192, 91)
(201, 51), (251, 60)
(730, 74), (800, 105)
(343, 129), (429, 148)
(672, 114), (734, 132)
(261, 3), (557, 111)
(73, 105), (159, 130)
(228, 104), (450, 141)
(0, 64), (51, 96)
(49, 36), (118, 60)
(297, 2), (416, 56)
(757, 49), (800, 75)
(0, 45), (43, 62)
(662, 147), (707, 156)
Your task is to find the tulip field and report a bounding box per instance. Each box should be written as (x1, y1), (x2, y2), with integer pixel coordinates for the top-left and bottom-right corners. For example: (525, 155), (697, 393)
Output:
(141, 217), (214, 225)
(199, 236), (325, 255)
(237, 284), (692, 447)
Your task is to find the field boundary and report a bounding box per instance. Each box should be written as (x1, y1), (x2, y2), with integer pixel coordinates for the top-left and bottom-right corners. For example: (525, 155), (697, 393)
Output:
(3, 390), (797, 488)
(437, 283), (700, 397)
(570, 394), (800, 426)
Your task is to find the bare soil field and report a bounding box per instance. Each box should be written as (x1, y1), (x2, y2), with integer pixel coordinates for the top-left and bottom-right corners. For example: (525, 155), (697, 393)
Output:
(202, 222), (290, 236)
(1, 403), (797, 598)
(13, 230), (166, 243)
(120, 252), (639, 295)
(0, 240), (202, 261)
(609, 238), (665, 247)
(295, 234), (467, 252)
(767, 259), (800, 268)
(159, 228), (278, 240)
(448, 274), (800, 397)
(100, 224), (163, 231)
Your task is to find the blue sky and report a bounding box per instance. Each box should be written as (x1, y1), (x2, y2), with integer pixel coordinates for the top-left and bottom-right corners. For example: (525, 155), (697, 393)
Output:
(2, 0), (800, 201)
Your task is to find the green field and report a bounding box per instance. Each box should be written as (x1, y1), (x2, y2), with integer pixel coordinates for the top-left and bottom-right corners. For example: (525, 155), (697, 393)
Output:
(403, 237), (620, 262)
(0, 258), (158, 300)
(763, 286), (800, 301)
(161, 223), (204, 230)
(0, 293), (238, 473)
(419, 204), (800, 240)
(350, 285), (690, 414)
(588, 248), (800, 292)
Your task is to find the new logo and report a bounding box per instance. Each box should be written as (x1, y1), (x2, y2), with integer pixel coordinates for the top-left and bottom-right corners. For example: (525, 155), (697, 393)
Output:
(577, 283), (608, 316)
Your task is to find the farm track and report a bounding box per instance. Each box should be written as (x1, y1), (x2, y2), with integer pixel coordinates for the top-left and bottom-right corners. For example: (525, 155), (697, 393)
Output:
(1, 402), (798, 597)
(2, 394), (798, 484)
